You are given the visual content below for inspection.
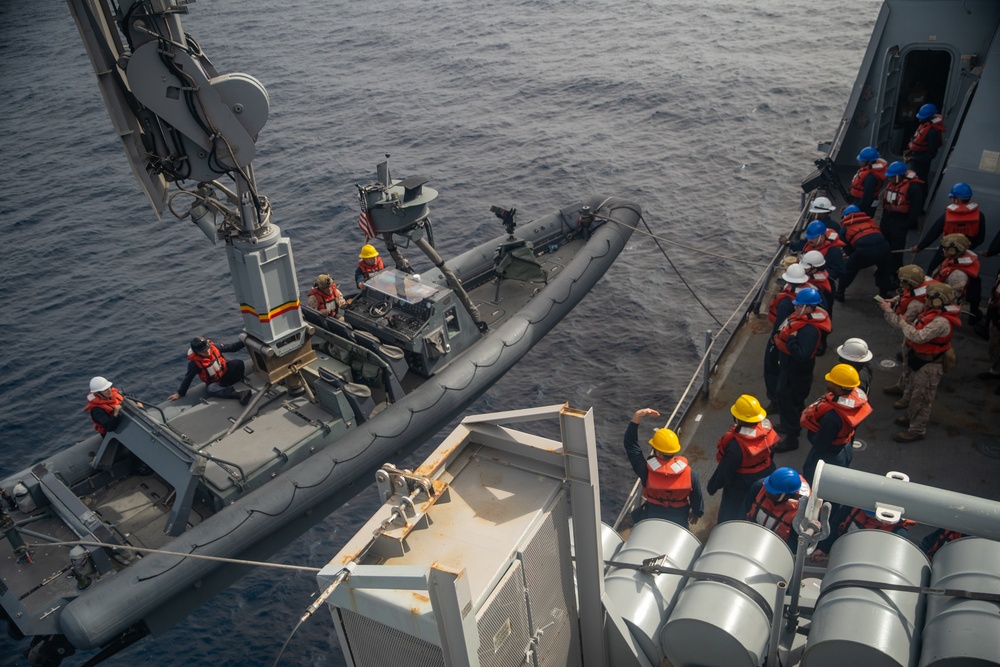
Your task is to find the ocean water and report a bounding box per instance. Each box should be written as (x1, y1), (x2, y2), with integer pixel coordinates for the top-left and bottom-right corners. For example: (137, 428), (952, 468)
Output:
(0, 0), (879, 664)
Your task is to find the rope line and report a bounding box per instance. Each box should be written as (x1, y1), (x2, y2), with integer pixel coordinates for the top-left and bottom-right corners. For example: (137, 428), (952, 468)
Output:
(23, 539), (322, 573)
(607, 217), (772, 267)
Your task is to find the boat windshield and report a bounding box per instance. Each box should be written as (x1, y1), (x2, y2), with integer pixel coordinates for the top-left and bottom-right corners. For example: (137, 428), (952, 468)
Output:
(365, 269), (442, 304)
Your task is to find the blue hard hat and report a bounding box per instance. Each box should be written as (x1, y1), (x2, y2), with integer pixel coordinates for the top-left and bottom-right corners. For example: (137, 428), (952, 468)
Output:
(805, 220), (827, 239)
(949, 182), (973, 199)
(916, 103), (938, 120)
(764, 467), (802, 495)
(857, 147), (880, 162)
(842, 204), (861, 215)
(886, 161), (908, 178)
(793, 287), (822, 306)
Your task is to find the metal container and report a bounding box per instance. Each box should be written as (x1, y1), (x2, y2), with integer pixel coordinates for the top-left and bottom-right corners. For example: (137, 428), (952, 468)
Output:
(660, 521), (793, 667)
(919, 537), (1000, 667)
(601, 521), (625, 563)
(603, 519), (702, 666)
(804, 530), (930, 667)
(567, 519), (624, 564)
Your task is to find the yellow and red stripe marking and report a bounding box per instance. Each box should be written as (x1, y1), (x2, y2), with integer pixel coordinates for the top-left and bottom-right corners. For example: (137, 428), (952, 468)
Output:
(240, 299), (300, 323)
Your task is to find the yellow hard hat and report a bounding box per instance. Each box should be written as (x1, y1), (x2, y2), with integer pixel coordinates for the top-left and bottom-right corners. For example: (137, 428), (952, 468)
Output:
(649, 428), (680, 455)
(825, 364), (860, 388)
(359, 244), (380, 259)
(731, 394), (766, 423)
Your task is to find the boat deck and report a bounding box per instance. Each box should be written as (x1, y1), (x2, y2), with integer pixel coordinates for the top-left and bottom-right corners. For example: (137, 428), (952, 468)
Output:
(671, 242), (1000, 545)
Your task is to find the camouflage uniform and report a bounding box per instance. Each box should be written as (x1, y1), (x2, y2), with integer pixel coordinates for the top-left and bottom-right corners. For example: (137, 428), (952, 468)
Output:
(883, 310), (953, 434)
(886, 297), (926, 393)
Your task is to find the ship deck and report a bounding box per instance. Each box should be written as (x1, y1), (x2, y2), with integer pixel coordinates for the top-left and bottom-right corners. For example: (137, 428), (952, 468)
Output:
(669, 235), (1000, 546)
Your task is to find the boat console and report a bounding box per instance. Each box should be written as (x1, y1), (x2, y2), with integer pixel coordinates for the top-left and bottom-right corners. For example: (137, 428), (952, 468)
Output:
(343, 269), (482, 376)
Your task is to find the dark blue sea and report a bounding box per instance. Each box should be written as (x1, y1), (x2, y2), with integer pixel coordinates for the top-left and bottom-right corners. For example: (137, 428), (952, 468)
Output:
(0, 0), (878, 664)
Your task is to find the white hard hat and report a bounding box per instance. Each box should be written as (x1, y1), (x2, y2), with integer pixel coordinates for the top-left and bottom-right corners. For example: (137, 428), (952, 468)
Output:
(801, 250), (826, 269)
(90, 376), (113, 393)
(836, 338), (873, 363)
(781, 263), (809, 284)
(809, 196), (836, 213)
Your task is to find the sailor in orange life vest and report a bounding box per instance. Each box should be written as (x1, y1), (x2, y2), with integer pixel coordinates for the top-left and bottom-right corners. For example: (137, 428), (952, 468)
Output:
(835, 204), (894, 300)
(879, 281), (961, 443)
(911, 183), (987, 272)
(168, 336), (251, 405)
(743, 466), (811, 552)
(880, 161), (925, 274)
(849, 147), (888, 215)
(904, 103), (945, 185)
(800, 364), (872, 484)
(625, 408), (705, 527)
(706, 395), (777, 523)
(307, 273), (348, 319)
(84, 376), (126, 435)
(763, 262), (811, 411)
(355, 244), (386, 290)
(913, 183), (987, 323)
(771, 287), (832, 452)
(919, 528), (966, 557)
(812, 505), (914, 561)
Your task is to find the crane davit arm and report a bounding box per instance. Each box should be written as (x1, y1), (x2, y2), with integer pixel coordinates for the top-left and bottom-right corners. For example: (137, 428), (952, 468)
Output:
(67, 0), (315, 382)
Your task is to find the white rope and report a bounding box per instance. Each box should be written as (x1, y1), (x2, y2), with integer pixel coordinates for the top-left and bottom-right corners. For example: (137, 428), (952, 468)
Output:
(24, 539), (323, 573)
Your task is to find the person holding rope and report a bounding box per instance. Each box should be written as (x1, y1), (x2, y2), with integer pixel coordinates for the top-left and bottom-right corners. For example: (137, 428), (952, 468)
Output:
(707, 395), (777, 522)
(880, 161), (925, 275)
(835, 204), (894, 300)
(772, 288), (832, 452)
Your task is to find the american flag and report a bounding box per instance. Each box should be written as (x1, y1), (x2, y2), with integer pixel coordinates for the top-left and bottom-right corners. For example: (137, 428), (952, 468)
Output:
(357, 188), (376, 241)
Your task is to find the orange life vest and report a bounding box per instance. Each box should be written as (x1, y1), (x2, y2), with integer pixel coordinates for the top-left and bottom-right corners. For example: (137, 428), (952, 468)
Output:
(357, 257), (385, 280)
(746, 477), (810, 540)
(883, 173), (924, 214)
(308, 285), (342, 316)
(906, 306), (962, 355)
(773, 308), (832, 356)
(800, 387), (873, 446)
(643, 455), (693, 508)
(804, 269), (832, 295)
(807, 232), (846, 255)
(935, 251), (980, 284)
(768, 287), (796, 325)
(925, 529), (965, 557)
(942, 203), (981, 239)
(188, 342), (228, 384)
(840, 507), (915, 534)
(840, 211), (882, 247)
(849, 159), (887, 199)
(895, 279), (931, 317)
(84, 388), (124, 435)
(716, 421), (777, 475)
(908, 115), (945, 153)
